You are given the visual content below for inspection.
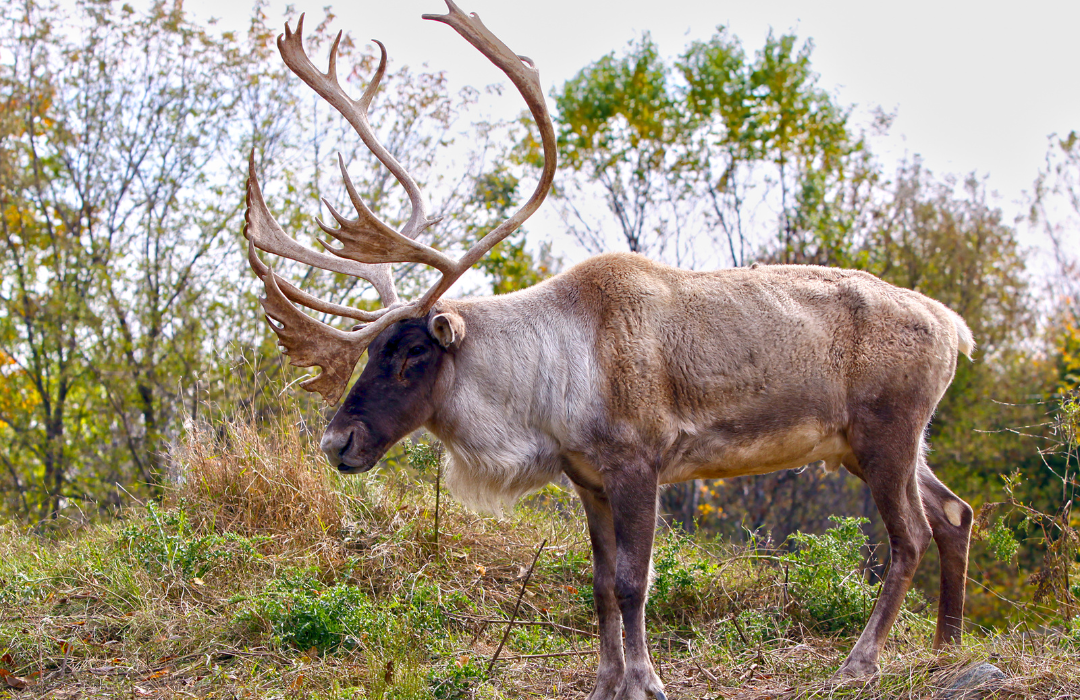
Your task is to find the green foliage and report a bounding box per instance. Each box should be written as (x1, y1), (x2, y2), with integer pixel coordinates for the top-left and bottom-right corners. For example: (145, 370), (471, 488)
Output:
(643, 531), (738, 632)
(713, 608), (789, 650)
(404, 440), (443, 476)
(118, 502), (267, 580)
(431, 655), (483, 700)
(986, 517), (1021, 563)
(557, 32), (672, 164)
(552, 26), (867, 267)
(782, 516), (877, 635)
(0, 567), (42, 607)
(647, 536), (717, 623)
(0, 0), (526, 525)
(553, 33), (684, 258)
(460, 166), (556, 295)
(682, 29), (872, 267)
(237, 569), (444, 655)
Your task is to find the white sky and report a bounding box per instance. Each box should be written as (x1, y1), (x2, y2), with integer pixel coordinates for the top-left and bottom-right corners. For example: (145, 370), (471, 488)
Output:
(186, 0), (1078, 246)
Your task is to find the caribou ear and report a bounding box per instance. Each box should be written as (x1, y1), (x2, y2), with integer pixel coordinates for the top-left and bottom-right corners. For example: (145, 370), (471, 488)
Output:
(429, 311), (466, 349)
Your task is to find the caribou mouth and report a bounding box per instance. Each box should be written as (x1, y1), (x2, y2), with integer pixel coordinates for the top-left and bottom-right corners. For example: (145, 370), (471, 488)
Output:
(336, 461), (377, 475)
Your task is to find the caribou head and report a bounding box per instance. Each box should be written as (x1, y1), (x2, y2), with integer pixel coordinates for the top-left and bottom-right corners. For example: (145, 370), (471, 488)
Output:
(243, 1), (555, 472)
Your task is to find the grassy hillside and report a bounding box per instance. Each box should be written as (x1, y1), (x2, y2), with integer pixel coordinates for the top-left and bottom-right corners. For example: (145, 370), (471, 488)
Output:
(1, 412), (1077, 699)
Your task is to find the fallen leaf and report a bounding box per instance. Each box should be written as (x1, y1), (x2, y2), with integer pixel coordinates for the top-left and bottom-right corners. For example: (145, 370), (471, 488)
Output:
(0, 653), (11, 665)
(455, 655), (470, 669)
(474, 564), (486, 576)
(290, 674), (304, 690)
(3, 672), (29, 690)
(133, 685), (153, 696)
(192, 578), (205, 587)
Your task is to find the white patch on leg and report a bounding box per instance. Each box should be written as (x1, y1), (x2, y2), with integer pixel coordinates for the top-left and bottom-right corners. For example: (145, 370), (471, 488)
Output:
(943, 500), (964, 527)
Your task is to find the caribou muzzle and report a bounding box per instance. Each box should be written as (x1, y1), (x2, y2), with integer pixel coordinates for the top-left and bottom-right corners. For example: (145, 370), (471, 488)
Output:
(320, 424), (381, 473)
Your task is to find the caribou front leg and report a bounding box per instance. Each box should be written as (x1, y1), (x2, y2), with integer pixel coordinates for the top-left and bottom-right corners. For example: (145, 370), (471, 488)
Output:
(573, 485), (625, 700)
(607, 464), (665, 700)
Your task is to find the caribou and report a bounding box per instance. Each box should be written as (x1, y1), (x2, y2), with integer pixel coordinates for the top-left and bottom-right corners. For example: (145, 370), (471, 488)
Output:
(244, 3), (976, 698)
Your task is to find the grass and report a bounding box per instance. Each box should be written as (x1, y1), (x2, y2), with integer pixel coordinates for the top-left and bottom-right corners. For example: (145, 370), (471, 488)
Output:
(1, 412), (1079, 698)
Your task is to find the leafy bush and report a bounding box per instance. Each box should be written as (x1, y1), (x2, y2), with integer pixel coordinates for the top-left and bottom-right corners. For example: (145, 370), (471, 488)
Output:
(782, 516), (877, 635)
(647, 534), (720, 625)
(986, 516), (1021, 562)
(237, 569), (444, 655)
(431, 655), (483, 700)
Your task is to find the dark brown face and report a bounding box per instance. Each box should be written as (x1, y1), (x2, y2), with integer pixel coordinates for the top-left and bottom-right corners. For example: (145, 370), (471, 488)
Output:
(320, 316), (448, 473)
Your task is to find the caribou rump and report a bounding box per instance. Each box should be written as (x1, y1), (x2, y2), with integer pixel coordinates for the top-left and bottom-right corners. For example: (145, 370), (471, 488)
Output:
(244, 4), (976, 698)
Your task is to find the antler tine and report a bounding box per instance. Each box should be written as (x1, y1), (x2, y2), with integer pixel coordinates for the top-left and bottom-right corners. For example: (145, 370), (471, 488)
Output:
(278, 15), (439, 241)
(259, 264), (424, 404)
(247, 239), (382, 322)
(315, 154), (456, 273)
(418, 0), (558, 312)
(259, 265), (367, 405)
(245, 151), (399, 307)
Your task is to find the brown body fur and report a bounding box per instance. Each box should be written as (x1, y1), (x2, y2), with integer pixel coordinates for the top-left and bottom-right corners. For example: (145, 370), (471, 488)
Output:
(502, 254), (973, 698)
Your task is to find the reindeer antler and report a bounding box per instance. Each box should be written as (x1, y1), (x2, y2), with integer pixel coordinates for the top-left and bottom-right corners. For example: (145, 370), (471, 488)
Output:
(245, 1), (557, 405)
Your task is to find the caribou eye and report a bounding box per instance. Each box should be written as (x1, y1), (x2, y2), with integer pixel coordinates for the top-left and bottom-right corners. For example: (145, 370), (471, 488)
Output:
(407, 345), (426, 357)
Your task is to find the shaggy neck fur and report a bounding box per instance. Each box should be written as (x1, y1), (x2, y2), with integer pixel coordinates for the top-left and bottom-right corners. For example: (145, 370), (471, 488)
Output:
(425, 278), (602, 515)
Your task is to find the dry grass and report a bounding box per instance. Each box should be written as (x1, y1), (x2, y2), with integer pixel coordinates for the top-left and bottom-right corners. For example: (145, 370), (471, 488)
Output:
(1, 411), (1079, 699)
(170, 411), (345, 547)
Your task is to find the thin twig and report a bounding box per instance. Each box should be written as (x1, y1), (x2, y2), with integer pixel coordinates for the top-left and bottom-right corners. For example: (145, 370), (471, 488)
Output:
(434, 442), (443, 550)
(731, 613), (750, 647)
(487, 538), (546, 675)
(496, 649), (598, 661)
(447, 613), (598, 638)
(692, 655), (719, 684)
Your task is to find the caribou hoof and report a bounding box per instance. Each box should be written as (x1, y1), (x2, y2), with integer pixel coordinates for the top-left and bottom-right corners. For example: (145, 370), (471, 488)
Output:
(835, 656), (879, 680)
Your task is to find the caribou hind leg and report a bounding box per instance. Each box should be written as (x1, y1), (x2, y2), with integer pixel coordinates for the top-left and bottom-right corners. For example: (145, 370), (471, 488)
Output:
(917, 458), (973, 649)
(573, 485), (626, 700)
(839, 416), (934, 677)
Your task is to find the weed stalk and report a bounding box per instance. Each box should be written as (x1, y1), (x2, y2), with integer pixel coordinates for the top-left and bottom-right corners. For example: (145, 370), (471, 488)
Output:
(487, 538), (547, 675)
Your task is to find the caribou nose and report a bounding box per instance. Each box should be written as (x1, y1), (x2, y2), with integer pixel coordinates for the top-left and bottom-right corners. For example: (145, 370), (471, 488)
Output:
(320, 426), (353, 467)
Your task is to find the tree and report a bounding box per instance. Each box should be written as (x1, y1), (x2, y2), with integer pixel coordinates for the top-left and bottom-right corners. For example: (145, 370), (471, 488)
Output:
(0, 0), (264, 519)
(553, 33), (693, 262)
(1030, 132), (1080, 395)
(0, 0), (549, 523)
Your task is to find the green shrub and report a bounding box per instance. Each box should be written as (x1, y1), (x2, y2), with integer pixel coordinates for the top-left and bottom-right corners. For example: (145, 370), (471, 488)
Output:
(646, 533), (719, 626)
(431, 655), (483, 700)
(238, 569), (445, 655)
(782, 516), (877, 635)
(986, 516), (1021, 562)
